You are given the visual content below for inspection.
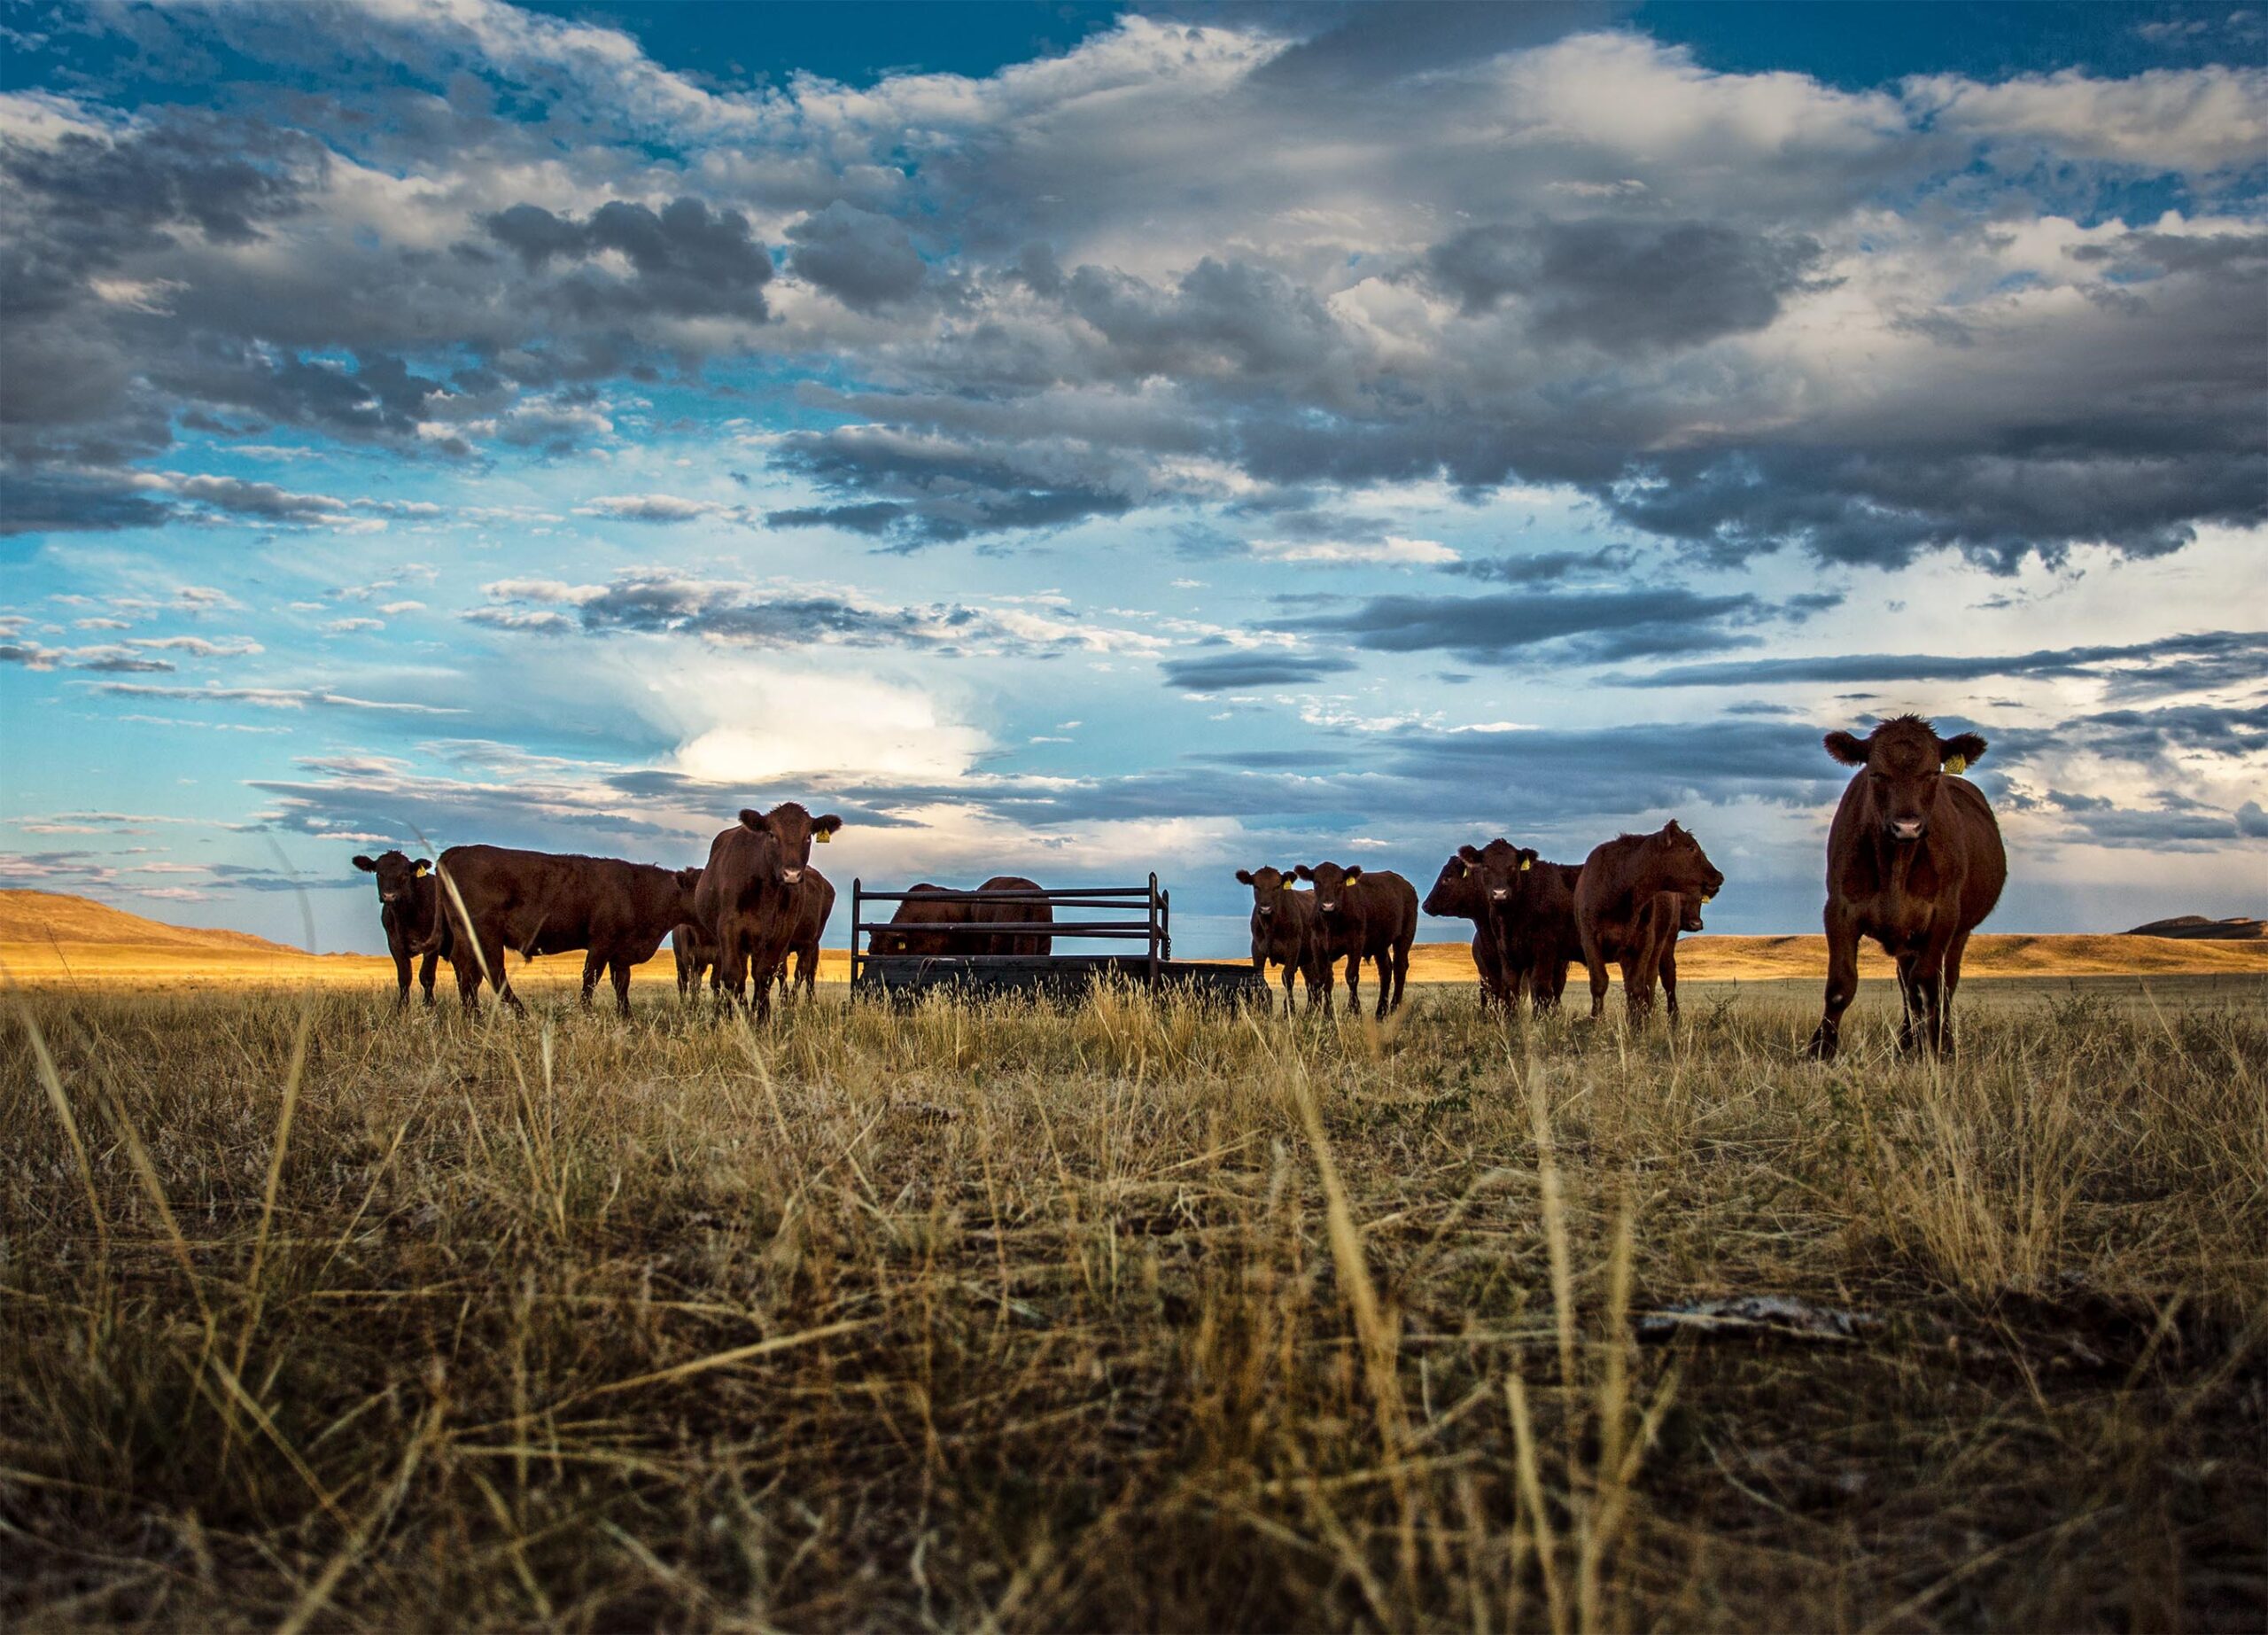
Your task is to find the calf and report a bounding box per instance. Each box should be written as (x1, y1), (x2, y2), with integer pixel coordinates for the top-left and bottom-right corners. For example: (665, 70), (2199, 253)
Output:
(1456, 838), (1583, 1013)
(672, 922), (716, 1000)
(773, 866), (835, 1001)
(1422, 853), (1514, 1010)
(1236, 865), (1327, 1013)
(874, 876), (1052, 958)
(693, 801), (843, 1020)
(1807, 716), (2004, 1062)
(1294, 862), (1419, 1017)
(353, 849), (449, 1008)
(429, 845), (702, 1016)
(1573, 822), (1724, 1024)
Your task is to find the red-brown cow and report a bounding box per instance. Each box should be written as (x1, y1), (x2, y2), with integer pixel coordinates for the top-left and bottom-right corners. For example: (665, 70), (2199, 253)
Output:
(693, 802), (843, 1020)
(1422, 853), (1514, 1011)
(1456, 838), (1583, 1013)
(1236, 865), (1327, 1014)
(1294, 862), (1418, 1016)
(1573, 822), (1724, 1024)
(353, 849), (451, 1008)
(1806, 716), (2004, 1062)
(671, 921), (716, 1000)
(429, 845), (701, 1016)
(773, 866), (835, 1001)
(873, 876), (1052, 958)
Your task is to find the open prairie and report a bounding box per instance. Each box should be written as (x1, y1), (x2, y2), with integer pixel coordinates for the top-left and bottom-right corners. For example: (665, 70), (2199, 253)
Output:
(4, 974), (2264, 1632)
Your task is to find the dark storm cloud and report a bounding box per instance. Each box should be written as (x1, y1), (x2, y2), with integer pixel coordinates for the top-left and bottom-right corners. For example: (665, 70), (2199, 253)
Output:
(0, 471), (170, 536)
(769, 429), (1138, 547)
(787, 202), (928, 314)
(480, 196), (774, 323)
(1161, 650), (1357, 690)
(1276, 587), (1764, 666)
(1621, 628), (2268, 697)
(1441, 547), (1637, 584)
(1064, 258), (1345, 379)
(1424, 219), (1827, 351)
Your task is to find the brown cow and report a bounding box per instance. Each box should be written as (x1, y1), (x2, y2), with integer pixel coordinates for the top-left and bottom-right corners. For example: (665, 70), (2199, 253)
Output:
(693, 802), (843, 1020)
(430, 845), (702, 1016)
(353, 849), (450, 1008)
(773, 866), (835, 1001)
(1236, 865), (1327, 1013)
(1456, 838), (1583, 1013)
(1573, 821), (1724, 1024)
(873, 876), (1052, 958)
(1422, 853), (1514, 1011)
(1294, 862), (1418, 1016)
(671, 921), (716, 1000)
(1807, 717), (2003, 1062)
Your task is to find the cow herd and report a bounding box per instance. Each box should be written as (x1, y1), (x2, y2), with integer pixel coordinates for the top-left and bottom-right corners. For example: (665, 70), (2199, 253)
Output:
(353, 715), (2008, 1061)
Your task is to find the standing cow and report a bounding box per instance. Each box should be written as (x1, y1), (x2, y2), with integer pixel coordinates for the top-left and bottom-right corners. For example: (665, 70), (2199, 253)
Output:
(1573, 821), (1724, 1024)
(1807, 717), (2004, 1062)
(428, 846), (702, 1016)
(693, 802), (843, 1020)
(1294, 862), (1419, 1017)
(353, 849), (449, 1008)
(1456, 838), (1583, 1013)
(873, 876), (1052, 958)
(672, 921), (716, 1000)
(1422, 853), (1514, 1011)
(1236, 865), (1327, 1014)
(773, 866), (835, 1002)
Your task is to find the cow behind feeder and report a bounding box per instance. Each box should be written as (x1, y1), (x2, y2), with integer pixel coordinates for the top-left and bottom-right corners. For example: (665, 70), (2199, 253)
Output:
(873, 876), (1052, 958)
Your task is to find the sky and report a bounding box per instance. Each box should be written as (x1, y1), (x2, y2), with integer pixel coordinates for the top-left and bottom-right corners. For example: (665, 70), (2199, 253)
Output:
(1, 0), (2263, 960)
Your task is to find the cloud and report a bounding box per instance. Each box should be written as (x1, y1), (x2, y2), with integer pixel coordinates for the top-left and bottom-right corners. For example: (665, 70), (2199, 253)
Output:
(787, 201), (928, 314)
(573, 494), (747, 523)
(1277, 586), (1768, 666)
(1249, 535), (1457, 566)
(1161, 650), (1357, 691)
(480, 196), (774, 322)
(1617, 628), (2268, 697)
(89, 682), (466, 715)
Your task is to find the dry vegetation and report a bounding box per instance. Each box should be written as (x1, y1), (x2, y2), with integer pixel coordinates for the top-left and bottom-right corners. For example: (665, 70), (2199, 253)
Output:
(4, 977), (2264, 1631)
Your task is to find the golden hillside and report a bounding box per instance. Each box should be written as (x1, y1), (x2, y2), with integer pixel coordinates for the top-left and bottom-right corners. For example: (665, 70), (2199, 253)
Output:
(0, 890), (313, 954)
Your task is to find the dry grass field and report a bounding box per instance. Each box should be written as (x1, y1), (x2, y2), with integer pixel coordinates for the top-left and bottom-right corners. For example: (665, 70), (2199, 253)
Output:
(4, 965), (2264, 1631)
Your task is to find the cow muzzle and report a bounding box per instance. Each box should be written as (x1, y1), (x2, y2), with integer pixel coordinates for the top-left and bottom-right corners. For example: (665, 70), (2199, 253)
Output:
(1319, 899), (1340, 914)
(781, 867), (804, 884)
(1257, 905), (1274, 918)
(1488, 887), (1509, 902)
(1887, 819), (1924, 844)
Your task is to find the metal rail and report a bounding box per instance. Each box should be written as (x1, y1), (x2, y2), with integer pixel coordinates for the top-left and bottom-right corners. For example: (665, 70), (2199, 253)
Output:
(850, 873), (1172, 985)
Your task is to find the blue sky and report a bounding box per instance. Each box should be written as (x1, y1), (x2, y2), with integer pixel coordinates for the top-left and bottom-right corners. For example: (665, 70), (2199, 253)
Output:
(2, 0), (2263, 958)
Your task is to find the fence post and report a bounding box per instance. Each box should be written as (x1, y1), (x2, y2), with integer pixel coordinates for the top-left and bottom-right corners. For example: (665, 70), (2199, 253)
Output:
(850, 877), (861, 985)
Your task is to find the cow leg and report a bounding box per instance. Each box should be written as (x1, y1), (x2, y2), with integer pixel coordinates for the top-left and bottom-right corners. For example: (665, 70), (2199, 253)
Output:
(1579, 922), (1611, 1021)
(611, 959), (633, 1019)
(1340, 952), (1360, 1016)
(1807, 904), (1862, 1062)
(797, 947), (818, 1001)
(488, 938), (525, 1015)
(1660, 943), (1680, 1024)
(1940, 929), (1974, 1056)
(1372, 949), (1391, 1019)
(579, 952), (603, 1010)
(1619, 953), (1651, 1024)
(451, 943), (484, 1014)
(1390, 941), (1410, 1013)
(1893, 954), (1922, 1052)
(391, 943), (413, 1009)
(417, 946), (439, 1007)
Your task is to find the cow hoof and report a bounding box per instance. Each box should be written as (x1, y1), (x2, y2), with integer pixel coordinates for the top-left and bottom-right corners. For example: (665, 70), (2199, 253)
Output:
(1804, 1031), (1838, 1063)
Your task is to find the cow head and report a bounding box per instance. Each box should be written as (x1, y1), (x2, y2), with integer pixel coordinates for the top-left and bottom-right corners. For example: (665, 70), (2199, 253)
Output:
(1294, 860), (1362, 916)
(1422, 851), (1483, 917)
(673, 866), (703, 913)
(1455, 838), (1537, 909)
(1651, 821), (1726, 911)
(1235, 865), (1300, 922)
(1824, 716), (1987, 845)
(737, 802), (843, 886)
(352, 850), (431, 907)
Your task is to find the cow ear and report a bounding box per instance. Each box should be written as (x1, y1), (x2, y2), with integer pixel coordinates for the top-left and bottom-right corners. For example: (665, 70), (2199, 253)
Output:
(1823, 730), (1869, 767)
(1518, 848), (1537, 870)
(1235, 868), (1254, 884)
(1940, 732), (1986, 773)
(814, 814), (843, 840)
(678, 867), (703, 888)
(738, 807), (769, 833)
(413, 859), (431, 876)
(1344, 865), (1363, 881)
(1293, 865), (1315, 881)
(1456, 844), (1482, 864)
(352, 855), (377, 872)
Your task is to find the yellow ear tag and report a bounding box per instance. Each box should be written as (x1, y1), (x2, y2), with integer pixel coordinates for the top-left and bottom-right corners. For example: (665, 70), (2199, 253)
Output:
(815, 830), (831, 844)
(1700, 894), (1713, 906)
(415, 861), (431, 876)
(1519, 858), (1531, 871)
(1461, 863), (1472, 876)
(1944, 755), (1967, 775)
